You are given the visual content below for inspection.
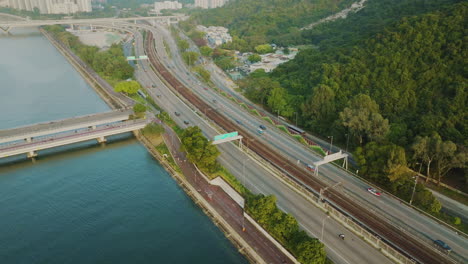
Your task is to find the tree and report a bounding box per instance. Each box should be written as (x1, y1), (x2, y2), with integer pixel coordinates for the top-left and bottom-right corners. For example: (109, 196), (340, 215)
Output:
(199, 46), (213, 57)
(182, 51), (199, 66)
(193, 65), (211, 82)
(267, 86), (292, 117)
(133, 103), (146, 113)
(214, 56), (235, 70)
(254, 44), (273, 54)
(114, 80), (140, 95)
(302, 84), (336, 130)
(177, 39), (189, 51)
(339, 94), (389, 145)
(294, 237), (326, 264)
(181, 126), (220, 172)
(248, 53), (262, 63)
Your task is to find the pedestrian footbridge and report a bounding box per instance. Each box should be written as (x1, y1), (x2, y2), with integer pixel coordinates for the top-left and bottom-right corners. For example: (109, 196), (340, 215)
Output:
(0, 109), (152, 159)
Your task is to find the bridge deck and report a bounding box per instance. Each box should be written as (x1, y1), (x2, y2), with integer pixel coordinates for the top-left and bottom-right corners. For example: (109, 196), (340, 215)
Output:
(0, 109), (133, 144)
(0, 118), (151, 158)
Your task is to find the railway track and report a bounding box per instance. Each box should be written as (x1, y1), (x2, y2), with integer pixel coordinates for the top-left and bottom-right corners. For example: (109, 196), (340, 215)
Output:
(144, 31), (451, 264)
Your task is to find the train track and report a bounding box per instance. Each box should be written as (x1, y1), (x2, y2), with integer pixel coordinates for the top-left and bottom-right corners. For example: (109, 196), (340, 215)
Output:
(144, 31), (451, 264)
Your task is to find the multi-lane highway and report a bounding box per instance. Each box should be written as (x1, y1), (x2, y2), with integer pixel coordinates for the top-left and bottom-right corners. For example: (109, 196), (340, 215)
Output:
(124, 26), (395, 264)
(145, 23), (467, 263)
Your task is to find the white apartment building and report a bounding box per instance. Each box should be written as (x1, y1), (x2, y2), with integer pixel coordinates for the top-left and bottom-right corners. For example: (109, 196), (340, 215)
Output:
(6, 0), (92, 14)
(194, 0), (228, 9)
(154, 1), (181, 14)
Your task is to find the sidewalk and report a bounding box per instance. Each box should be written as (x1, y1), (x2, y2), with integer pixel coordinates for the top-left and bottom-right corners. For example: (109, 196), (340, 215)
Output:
(163, 125), (294, 264)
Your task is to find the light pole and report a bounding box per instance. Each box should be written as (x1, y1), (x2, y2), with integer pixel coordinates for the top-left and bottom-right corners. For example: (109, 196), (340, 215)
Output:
(327, 135), (333, 154)
(275, 109), (280, 124)
(410, 163), (422, 205)
(320, 215), (330, 241)
(345, 133), (349, 153)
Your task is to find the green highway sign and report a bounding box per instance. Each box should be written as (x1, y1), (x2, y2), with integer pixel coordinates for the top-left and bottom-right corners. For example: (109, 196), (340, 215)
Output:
(126, 56), (136, 60)
(214, 132), (238, 141)
(139, 55), (148, 59)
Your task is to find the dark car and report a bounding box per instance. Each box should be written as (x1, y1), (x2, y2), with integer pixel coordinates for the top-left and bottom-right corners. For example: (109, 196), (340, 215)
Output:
(174, 112), (180, 116)
(235, 120), (243, 125)
(259, 125), (267, 130)
(433, 240), (452, 253)
(183, 120), (190, 125)
(152, 84), (157, 88)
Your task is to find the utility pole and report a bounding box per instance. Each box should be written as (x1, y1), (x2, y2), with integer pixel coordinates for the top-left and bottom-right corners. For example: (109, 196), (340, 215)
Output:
(321, 215), (330, 241)
(294, 112), (298, 127)
(327, 135), (334, 154)
(345, 133), (349, 153)
(410, 163), (423, 205)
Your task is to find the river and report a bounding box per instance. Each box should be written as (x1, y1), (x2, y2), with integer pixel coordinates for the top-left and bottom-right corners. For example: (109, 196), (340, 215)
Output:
(0, 27), (246, 264)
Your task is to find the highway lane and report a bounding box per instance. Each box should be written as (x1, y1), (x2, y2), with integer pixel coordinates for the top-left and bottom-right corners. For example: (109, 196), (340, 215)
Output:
(126, 27), (394, 264)
(148, 23), (468, 262)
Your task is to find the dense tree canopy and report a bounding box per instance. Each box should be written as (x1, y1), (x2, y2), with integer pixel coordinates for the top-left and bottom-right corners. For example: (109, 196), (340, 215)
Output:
(189, 0), (354, 48)
(181, 126), (220, 172)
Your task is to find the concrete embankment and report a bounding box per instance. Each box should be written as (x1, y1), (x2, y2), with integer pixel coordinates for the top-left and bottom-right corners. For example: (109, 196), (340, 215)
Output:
(40, 28), (129, 110)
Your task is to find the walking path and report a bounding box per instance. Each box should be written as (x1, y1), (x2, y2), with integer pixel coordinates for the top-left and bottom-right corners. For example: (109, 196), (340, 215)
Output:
(162, 125), (294, 264)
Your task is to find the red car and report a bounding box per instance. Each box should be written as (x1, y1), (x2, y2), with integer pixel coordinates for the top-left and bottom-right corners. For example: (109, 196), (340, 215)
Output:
(367, 188), (381, 197)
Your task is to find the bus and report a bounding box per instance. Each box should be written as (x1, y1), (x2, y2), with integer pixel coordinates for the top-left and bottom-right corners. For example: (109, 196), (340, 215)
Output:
(137, 89), (147, 99)
(287, 124), (305, 135)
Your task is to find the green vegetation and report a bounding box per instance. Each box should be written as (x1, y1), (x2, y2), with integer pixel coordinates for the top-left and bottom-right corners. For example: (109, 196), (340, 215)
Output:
(133, 103), (147, 113)
(142, 123), (165, 136)
(114, 80), (141, 95)
(262, 116), (274, 125)
(188, 0), (354, 48)
(254, 44), (273, 54)
(247, 195), (326, 264)
(180, 126), (220, 173)
(199, 46), (213, 57)
(193, 65), (211, 82)
(182, 51), (199, 66)
(177, 39), (190, 51)
(247, 54), (262, 63)
(44, 25), (134, 84)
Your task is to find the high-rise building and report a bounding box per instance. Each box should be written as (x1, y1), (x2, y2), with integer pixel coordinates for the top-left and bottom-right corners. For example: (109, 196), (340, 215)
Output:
(154, 1), (182, 14)
(6, 0), (92, 14)
(194, 0), (227, 9)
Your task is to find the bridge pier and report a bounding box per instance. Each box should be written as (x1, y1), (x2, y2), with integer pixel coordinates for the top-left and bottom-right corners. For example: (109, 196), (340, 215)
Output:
(97, 136), (106, 143)
(27, 151), (37, 158)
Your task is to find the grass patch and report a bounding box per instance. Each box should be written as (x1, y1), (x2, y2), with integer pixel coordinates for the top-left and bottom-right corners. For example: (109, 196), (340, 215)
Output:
(229, 96), (237, 102)
(292, 134), (308, 145)
(130, 94), (146, 104)
(239, 103), (248, 110)
(250, 109), (261, 116)
(262, 116), (274, 125)
(220, 91), (227, 97)
(211, 165), (253, 200)
(276, 125), (290, 134)
(155, 142), (180, 173)
(310, 145), (327, 156)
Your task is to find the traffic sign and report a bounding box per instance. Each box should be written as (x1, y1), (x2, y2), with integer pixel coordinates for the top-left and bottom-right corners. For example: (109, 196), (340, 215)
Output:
(214, 132), (238, 141)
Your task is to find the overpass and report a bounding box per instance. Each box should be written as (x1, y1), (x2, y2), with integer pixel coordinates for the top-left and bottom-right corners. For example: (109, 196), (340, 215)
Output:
(0, 15), (187, 32)
(0, 109), (152, 159)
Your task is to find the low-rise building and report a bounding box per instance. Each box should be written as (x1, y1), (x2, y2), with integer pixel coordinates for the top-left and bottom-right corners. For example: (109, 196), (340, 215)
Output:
(154, 1), (182, 14)
(196, 25), (232, 48)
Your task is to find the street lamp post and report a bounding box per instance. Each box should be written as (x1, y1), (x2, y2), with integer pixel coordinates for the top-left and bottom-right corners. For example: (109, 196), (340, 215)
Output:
(275, 109), (280, 124)
(327, 136), (334, 154)
(320, 215), (330, 241)
(410, 163), (423, 205)
(345, 133), (349, 153)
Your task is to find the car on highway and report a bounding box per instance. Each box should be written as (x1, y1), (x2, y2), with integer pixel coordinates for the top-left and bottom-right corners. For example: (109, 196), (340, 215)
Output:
(183, 120), (190, 125)
(235, 120), (243, 125)
(174, 112), (180, 116)
(257, 129), (264, 134)
(204, 87), (208, 90)
(433, 240), (452, 253)
(212, 99), (217, 103)
(306, 164), (315, 172)
(367, 188), (381, 197)
(259, 125), (267, 130)
(152, 84), (157, 88)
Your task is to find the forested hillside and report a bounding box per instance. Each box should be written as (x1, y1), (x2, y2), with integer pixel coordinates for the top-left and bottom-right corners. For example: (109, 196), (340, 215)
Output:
(237, 1), (467, 193)
(189, 0), (355, 48)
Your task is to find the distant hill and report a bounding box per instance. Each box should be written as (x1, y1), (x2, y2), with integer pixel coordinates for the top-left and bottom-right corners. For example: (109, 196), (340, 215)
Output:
(190, 0), (355, 47)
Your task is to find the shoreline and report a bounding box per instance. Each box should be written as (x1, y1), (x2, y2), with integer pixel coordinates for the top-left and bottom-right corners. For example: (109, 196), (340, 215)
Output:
(41, 26), (267, 263)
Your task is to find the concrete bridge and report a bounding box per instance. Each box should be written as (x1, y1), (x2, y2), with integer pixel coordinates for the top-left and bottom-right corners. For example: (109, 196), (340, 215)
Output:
(0, 15), (186, 32)
(0, 109), (152, 159)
